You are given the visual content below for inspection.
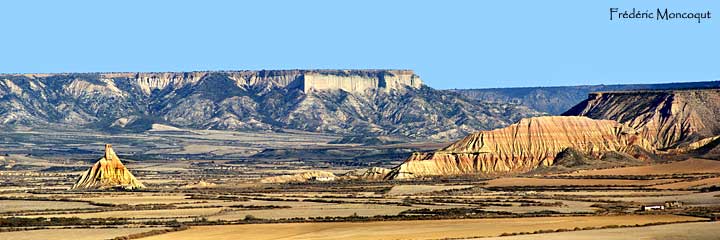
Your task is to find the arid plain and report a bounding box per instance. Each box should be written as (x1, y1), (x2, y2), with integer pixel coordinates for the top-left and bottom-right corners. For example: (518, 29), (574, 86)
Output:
(2, 127), (720, 240)
(1, 72), (719, 239)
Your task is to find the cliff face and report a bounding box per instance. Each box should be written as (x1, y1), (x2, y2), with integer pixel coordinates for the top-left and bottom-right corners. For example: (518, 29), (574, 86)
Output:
(0, 70), (540, 140)
(302, 70), (422, 93)
(72, 144), (145, 190)
(387, 116), (653, 179)
(563, 89), (720, 149)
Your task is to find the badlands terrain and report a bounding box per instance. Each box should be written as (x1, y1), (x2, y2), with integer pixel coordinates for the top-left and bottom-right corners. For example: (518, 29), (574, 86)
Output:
(1, 71), (719, 240)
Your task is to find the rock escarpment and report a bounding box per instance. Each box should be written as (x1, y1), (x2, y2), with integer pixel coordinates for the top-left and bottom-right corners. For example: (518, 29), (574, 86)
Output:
(455, 81), (720, 115)
(387, 116), (654, 179)
(563, 89), (720, 149)
(72, 144), (145, 190)
(0, 70), (539, 140)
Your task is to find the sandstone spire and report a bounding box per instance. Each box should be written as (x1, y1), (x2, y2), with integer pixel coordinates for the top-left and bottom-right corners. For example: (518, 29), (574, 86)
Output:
(71, 144), (145, 190)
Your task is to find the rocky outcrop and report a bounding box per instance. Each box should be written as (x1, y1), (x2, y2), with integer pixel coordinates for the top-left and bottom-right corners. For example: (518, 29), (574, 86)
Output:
(563, 89), (720, 149)
(387, 116), (654, 179)
(180, 180), (217, 189)
(0, 70), (540, 140)
(302, 70), (422, 93)
(72, 144), (145, 190)
(342, 167), (392, 180)
(260, 170), (337, 184)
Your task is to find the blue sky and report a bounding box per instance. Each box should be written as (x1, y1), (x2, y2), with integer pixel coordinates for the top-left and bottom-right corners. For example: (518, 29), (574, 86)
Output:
(0, 1), (717, 89)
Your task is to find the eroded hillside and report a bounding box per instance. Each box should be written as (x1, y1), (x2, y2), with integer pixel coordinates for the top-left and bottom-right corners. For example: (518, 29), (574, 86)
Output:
(0, 70), (540, 140)
(563, 89), (720, 150)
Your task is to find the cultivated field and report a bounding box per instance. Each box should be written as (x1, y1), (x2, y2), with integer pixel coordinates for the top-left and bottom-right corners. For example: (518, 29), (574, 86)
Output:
(566, 158), (720, 176)
(0, 227), (169, 240)
(484, 178), (674, 187)
(482, 221), (720, 240)
(141, 215), (703, 240)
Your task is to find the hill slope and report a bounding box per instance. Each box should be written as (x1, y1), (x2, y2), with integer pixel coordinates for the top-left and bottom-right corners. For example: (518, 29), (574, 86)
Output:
(563, 89), (720, 150)
(0, 70), (540, 140)
(387, 116), (654, 179)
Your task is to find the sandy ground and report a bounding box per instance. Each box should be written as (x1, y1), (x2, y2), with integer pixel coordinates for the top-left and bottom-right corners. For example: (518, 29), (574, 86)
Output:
(72, 194), (196, 205)
(481, 221), (720, 240)
(485, 178), (673, 187)
(653, 177), (720, 189)
(599, 192), (720, 206)
(538, 190), (691, 196)
(142, 215), (702, 240)
(0, 227), (167, 240)
(566, 158), (720, 176)
(30, 207), (224, 219)
(0, 200), (98, 212)
(209, 203), (412, 221)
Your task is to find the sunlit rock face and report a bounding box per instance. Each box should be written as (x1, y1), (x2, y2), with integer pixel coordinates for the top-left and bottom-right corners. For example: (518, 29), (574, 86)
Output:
(564, 89), (720, 149)
(387, 116), (654, 179)
(72, 144), (145, 190)
(301, 70), (422, 93)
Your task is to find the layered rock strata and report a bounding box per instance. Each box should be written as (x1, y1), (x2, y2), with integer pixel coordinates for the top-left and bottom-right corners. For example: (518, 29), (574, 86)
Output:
(72, 144), (145, 190)
(563, 89), (720, 149)
(387, 116), (653, 179)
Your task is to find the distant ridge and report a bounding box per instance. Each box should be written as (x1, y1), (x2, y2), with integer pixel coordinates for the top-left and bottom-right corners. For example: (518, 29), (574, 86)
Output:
(0, 69), (539, 140)
(453, 80), (720, 114)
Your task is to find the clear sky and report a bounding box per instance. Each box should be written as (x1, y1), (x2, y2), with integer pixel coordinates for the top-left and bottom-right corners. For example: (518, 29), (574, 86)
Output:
(0, 1), (717, 89)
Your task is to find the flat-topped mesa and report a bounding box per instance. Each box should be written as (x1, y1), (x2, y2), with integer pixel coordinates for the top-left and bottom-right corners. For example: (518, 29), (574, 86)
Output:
(387, 116), (654, 179)
(300, 70), (423, 93)
(3, 69), (423, 95)
(71, 144), (145, 190)
(563, 89), (720, 150)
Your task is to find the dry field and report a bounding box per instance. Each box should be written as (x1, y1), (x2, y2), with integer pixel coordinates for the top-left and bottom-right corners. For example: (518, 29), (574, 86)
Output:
(484, 178), (673, 187)
(482, 199), (598, 214)
(481, 221), (720, 240)
(209, 203), (413, 221)
(566, 158), (720, 176)
(0, 200), (98, 212)
(538, 190), (691, 196)
(142, 215), (703, 240)
(31, 207), (224, 219)
(71, 193), (200, 205)
(599, 192), (720, 206)
(0, 227), (168, 240)
(385, 184), (473, 196)
(653, 177), (720, 189)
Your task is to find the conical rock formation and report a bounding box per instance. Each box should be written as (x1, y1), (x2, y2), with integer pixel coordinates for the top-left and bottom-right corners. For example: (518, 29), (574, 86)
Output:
(72, 144), (145, 190)
(387, 116), (654, 179)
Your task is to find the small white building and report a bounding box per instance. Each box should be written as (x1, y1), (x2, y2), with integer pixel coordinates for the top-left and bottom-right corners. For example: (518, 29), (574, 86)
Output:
(642, 205), (665, 211)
